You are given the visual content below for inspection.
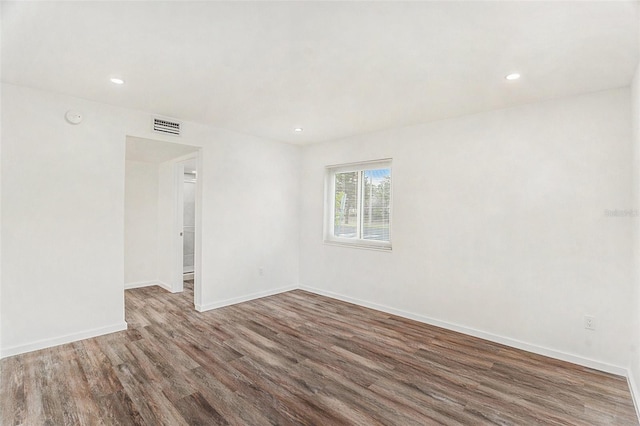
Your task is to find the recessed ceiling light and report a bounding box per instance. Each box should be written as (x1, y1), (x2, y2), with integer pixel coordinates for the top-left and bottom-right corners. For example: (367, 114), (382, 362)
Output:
(110, 77), (125, 85)
(294, 127), (303, 133)
(505, 73), (521, 81)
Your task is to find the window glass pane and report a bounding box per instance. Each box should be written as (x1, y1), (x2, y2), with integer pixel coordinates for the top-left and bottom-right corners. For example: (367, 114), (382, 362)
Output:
(362, 168), (391, 241)
(334, 171), (359, 238)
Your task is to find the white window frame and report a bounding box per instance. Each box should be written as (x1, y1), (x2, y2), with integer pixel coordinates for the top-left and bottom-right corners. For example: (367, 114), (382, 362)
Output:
(324, 159), (392, 251)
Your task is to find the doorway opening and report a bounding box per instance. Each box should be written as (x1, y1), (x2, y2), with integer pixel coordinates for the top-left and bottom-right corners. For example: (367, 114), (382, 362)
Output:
(182, 159), (197, 282)
(124, 136), (202, 309)
(171, 155), (200, 300)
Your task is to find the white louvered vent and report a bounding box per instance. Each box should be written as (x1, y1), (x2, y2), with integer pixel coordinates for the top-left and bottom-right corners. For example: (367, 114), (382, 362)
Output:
(152, 116), (181, 136)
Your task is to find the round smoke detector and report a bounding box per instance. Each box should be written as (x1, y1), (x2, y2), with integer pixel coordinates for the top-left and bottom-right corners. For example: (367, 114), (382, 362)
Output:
(65, 110), (83, 125)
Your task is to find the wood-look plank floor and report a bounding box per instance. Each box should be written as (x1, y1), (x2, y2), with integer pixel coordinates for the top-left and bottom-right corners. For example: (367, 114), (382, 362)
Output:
(1, 281), (638, 425)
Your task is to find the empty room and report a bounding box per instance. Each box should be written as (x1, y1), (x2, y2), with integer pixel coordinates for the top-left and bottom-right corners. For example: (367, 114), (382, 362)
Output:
(2, 1), (640, 424)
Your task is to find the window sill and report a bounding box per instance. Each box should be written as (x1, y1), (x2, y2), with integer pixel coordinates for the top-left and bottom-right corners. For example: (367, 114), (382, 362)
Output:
(323, 239), (392, 252)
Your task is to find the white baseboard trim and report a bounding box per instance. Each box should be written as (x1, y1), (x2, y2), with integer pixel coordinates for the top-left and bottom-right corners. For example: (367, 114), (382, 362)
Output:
(196, 284), (298, 312)
(124, 280), (158, 290)
(125, 280), (173, 292)
(628, 370), (640, 421)
(156, 280), (173, 292)
(1, 322), (128, 359)
(299, 285), (627, 376)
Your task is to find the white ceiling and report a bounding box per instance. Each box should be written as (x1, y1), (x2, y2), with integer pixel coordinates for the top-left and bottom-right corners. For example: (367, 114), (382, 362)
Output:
(3, 1), (639, 145)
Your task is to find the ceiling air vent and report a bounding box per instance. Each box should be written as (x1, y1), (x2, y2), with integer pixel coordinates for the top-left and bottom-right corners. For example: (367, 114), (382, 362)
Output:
(152, 116), (181, 136)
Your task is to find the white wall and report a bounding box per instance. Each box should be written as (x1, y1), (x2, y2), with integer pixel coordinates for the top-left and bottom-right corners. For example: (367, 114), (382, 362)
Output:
(124, 160), (159, 287)
(1, 84), (128, 356)
(300, 88), (634, 371)
(197, 134), (300, 310)
(0, 18), (4, 357)
(630, 61), (640, 402)
(1, 83), (300, 357)
(156, 160), (174, 291)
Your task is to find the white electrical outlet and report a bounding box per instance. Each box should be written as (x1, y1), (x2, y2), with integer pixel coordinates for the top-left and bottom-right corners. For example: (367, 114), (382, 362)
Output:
(259, 267), (264, 276)
(584, 315), (596, 331)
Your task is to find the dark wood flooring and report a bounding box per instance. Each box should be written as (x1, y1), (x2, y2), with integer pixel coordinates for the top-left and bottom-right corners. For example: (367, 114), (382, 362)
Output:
(1, 281), (638, 425)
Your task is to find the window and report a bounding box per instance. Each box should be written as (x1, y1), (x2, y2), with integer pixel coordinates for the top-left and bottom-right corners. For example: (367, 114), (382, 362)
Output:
(325, 159), (392, 250)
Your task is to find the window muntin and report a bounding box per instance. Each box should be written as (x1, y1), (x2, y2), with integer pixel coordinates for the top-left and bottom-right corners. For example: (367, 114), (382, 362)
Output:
(325, 160), (392, 250)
